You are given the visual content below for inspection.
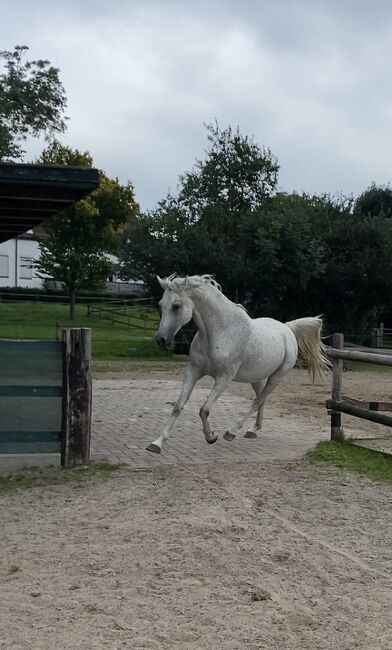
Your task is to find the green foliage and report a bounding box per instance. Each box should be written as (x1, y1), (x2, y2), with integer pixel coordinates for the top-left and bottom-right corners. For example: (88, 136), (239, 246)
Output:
(119, 122), (392, 334)
(119, 123), (279, 298)
(0, 45), (67, 160)
(310, 212), (392, 332)
(354, 183), (392, 218)
(35, 142), (138, 318)
(234, 192), (329, 318)
(37, 139), (92, 166)
(178, 122), (279, 219)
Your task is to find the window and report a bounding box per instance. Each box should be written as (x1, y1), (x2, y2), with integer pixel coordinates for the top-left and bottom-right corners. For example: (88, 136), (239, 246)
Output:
(19, 256), (33, 280)
(0, 254), (9, 278)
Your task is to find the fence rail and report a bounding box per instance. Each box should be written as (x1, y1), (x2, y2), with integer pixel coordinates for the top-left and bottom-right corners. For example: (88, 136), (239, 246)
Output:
(87, 298), (158, 333)
(372, 323), (392, 347)
(328, 348), (392, 366)
(327, 333), (392, 440)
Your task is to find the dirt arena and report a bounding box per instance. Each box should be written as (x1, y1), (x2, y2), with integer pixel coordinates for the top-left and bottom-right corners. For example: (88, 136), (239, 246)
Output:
(1, 366), (391, 649)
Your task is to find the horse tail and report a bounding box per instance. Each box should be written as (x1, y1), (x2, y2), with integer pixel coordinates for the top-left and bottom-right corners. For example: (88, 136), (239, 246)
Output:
(285, 316), (331, 383)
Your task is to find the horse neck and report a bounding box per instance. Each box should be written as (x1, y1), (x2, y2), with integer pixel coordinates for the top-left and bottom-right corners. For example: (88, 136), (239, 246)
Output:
(190, 287), (243, 339)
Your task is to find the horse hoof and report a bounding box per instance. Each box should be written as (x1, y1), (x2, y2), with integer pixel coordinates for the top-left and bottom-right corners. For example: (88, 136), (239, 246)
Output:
(146, 443), (161, 454)
(206, 434), (218, 445)
(223, 431), (236, 442)
(244, 431), (257, 439)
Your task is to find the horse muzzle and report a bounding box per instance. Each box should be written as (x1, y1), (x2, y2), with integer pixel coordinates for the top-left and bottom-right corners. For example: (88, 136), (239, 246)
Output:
(155, 333), (174, 350)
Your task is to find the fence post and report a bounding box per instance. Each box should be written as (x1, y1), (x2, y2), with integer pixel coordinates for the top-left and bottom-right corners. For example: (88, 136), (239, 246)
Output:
(61, 328), (92, 467)
(331, 333), (344, 440)
(378, 322), (384, 348)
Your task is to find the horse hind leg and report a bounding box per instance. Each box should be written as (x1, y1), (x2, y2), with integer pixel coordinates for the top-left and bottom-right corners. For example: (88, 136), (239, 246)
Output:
(244, 381), (265, 439)
(224, 364), (291, 441)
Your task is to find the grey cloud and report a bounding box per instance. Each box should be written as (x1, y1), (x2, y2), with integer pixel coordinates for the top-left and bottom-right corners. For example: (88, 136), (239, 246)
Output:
(1, 0), (392, 208)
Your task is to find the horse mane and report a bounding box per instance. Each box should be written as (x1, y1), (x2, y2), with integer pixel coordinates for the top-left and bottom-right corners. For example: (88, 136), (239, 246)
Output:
(160, 273), (247, 311)
(161, 273), (222, 294)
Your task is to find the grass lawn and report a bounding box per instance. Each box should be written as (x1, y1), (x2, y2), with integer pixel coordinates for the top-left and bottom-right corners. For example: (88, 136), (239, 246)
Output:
(0, 301), (166, 359)
(307, 440), (392, 483)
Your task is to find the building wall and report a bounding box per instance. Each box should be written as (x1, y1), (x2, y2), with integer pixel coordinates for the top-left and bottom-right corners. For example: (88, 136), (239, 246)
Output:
(0, 235), (143, 294)
(0, 235), (43, 289)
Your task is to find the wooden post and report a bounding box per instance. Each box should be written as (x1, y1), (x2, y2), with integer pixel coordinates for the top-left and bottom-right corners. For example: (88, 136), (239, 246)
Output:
(331, 333), (344, 440)
(378, 322), (384, 348)
(62, 328), (92, 467)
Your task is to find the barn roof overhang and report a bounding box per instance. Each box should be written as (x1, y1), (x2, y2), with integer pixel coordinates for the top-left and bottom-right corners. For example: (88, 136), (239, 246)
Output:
(0, 162), (99, 242)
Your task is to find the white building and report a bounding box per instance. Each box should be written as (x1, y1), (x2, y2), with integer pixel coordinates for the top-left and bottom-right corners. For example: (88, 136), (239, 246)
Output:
(0, 232), (146, 296)
(0, 232), (42, 289)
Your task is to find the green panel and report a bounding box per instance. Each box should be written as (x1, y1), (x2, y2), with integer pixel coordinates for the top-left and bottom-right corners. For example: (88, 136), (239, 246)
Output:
(0, 396), (62, 433)
(0, 386), (62, 397)
(0, 442), (61, 454)
(0, 339), (62, 386)
(0, 431), (61, 443)
(0, 340), (63, 454)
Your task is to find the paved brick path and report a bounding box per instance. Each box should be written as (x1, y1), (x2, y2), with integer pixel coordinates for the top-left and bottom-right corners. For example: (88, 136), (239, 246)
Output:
(91, 378), (329, 467)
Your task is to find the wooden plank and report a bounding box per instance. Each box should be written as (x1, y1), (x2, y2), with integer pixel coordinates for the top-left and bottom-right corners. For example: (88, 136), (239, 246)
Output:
(326, 399), (392, 427)
(0, 386), (62, 397)
(353, 438), (392, 456)
(331, 333), (344, 440)
(342, 396), (392, 412)
(62, 328), (92, 467)
(328, 348), (392, 366)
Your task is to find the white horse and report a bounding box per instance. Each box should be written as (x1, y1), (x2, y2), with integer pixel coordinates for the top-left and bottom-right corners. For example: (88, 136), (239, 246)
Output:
(146, 274), (329, 454)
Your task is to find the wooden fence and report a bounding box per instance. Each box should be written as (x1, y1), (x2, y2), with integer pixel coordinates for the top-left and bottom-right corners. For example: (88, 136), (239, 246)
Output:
(87, 299), (196, 354)
(327, 333), (392, 440)
(0, 328), (92, 467)
(87, 298), (158, 333)
(372, 322), (392, 347)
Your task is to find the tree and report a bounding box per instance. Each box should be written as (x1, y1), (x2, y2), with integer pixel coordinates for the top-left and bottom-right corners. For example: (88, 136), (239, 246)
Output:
(354, 183), (392, 218)
(235, 192), (329, 318)
(309, 211), (392, 334)
(35, 142), (138, 318)
(0, 45), (67, 160)
(119, 122), (279, 297)
(178, 122), (279, 221)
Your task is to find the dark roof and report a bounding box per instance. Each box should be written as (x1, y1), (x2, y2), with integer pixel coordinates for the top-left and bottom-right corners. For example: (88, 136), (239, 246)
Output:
(0, 162), (99, 242)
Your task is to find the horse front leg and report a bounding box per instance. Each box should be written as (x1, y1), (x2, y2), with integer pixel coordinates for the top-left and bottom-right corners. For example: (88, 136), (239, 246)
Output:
(199, 375), (231, 444)
(146, 364), (201, 454)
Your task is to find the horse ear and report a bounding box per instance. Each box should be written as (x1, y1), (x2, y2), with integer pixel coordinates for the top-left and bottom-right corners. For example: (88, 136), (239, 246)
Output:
(156, 275), (166, 290)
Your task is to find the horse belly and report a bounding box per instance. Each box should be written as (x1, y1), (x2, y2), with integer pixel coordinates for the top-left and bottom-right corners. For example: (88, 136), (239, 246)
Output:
(233, 320), (296, 383)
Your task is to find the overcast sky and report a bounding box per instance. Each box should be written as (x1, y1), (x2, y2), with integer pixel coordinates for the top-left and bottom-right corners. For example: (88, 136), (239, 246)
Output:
(2, 0), (392, 209)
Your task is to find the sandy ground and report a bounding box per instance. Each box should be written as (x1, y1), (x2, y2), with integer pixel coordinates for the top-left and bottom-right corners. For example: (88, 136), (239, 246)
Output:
(1, 365), (392, 649)
(95, 361), (392, 440)
(1, 460), (392, 650)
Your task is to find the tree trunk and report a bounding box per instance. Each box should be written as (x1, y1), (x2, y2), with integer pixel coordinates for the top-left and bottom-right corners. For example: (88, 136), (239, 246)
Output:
(69, 290), (76, 320)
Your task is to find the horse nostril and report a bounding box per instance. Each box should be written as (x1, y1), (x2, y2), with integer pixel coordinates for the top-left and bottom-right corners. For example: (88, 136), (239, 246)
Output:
(155, 335), (166, 348)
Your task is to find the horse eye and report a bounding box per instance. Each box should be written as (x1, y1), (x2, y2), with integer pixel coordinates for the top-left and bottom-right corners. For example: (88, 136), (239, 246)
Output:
(172, 304), (181, 312)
